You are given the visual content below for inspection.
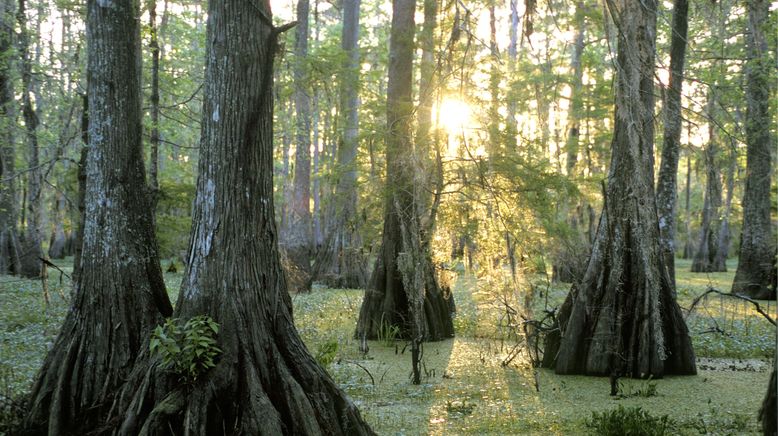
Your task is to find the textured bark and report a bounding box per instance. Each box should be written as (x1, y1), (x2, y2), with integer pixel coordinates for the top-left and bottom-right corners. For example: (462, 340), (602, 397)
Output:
(542, 0), (696, 378)
(71, 95), (88, 286)
(732, 0), (774, 299)
(355, 0), (454, 344)
(23, 1), (173, 433)
(282, 0), (313, 291)
(311, 0), (367, 288)
(655, 0), (688, 288)
(17, 0), (43, 278)
(112, 2), (374, 433)
(0, 0), (21, 276)
(691, 91), (723, 273)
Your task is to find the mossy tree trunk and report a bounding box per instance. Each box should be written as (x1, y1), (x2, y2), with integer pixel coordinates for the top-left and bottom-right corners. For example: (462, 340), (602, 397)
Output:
(355, 0), (454, 345)
(23, 1), (174, 433)
(112, 2), (374, 433)
(542, 0), (696, 378)
(732, 0), (775, 300)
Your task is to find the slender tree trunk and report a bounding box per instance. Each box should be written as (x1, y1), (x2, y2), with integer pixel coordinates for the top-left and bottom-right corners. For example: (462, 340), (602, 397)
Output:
(655, 0), (688, 288)
(692, 90), (723, 273)
(542, 0), (696, 378)
(47, 191), (67, 259)
(282, 0), (313, 291)
(148, 0), (161, 212)
(113, 3), (375, 432)
(311, 0), (367, 288)
(732, 0), (775, 299)
(355, 0), (454, 347)
(552, 1), (588, 284)
(0, 0), (21, 276)
(712, 142), (736, 271)
(23, 1), (173, 433)
(682, 152), (694, 258)
(17, 0), (43, 278)
(565, 2), (586, 176)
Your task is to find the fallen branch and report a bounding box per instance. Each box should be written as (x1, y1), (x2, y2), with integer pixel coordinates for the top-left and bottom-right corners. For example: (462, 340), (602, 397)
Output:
(686, 287), (775, 326)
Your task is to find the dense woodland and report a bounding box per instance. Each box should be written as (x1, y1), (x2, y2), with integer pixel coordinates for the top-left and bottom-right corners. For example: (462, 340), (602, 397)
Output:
(0, 0), (775, 434)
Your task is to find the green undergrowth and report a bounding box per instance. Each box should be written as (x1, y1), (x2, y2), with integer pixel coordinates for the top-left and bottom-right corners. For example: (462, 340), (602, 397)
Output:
(0, 257), (773, 435)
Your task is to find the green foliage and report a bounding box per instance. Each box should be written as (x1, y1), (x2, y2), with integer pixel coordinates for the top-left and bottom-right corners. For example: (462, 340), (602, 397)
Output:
(314, 339), (339, 367)
(586, 406), (673, 436)
(155, 179), (195, 259)
(617, 376), (658, 398)
(377, 320), (401, 347)
(150, 316), (222, 382)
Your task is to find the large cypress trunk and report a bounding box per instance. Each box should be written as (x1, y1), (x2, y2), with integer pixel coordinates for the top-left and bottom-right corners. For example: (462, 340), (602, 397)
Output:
(113, 2), (374, 433)
(542, 0), (696, 378)
(355, 0), (454, 344)
(0, 0), (21, 276)
(731, 0), (774, 300)
(23, 1), (173, 433)
(311, 0), (367, 289)
(655, 0), (688, 289)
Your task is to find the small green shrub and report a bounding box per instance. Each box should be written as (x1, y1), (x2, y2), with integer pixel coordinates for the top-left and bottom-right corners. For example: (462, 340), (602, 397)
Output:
(377, 321), (401, 347)
(619, 376), (658, 398)
(315, 339), (338, 367)
(586, 405), (673, 436)
(150, 316), (222, 382)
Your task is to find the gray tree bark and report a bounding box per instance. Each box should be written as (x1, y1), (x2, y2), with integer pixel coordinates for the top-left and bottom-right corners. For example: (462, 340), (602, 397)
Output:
(655, 0), (688, 288)
(17, 0), (43, 278)
(732, 0), (775, 299)
(542, 0), (696, 378)
(23, 1), (173, 432)
(0, 0), (21, 275)
(112, 2), (375, 432)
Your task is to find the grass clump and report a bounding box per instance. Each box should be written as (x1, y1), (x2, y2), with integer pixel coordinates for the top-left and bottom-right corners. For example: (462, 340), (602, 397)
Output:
(586, 405), (673, 436)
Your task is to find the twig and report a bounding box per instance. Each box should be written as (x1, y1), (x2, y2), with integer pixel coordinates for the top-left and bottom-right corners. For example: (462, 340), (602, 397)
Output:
(686, 287), (776, 326)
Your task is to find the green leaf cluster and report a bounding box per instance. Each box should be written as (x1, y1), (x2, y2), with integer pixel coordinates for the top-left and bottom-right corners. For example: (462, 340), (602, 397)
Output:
(149, 315), (222, 382)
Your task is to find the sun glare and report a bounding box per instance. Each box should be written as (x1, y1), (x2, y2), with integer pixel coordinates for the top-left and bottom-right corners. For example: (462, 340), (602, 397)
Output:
(437, 98), (473, 132)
